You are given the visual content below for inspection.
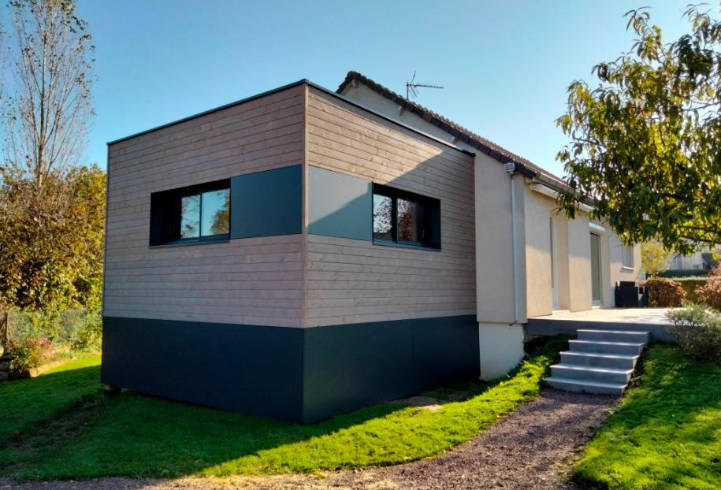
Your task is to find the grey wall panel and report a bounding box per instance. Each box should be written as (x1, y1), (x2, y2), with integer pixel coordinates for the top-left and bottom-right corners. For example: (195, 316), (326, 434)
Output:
(230, 165), (302, 239)
(102, 314), (478, 424)
(101, 316), (305, 422)
(302, 315), (479, 423)
(307, 166), (372, 241)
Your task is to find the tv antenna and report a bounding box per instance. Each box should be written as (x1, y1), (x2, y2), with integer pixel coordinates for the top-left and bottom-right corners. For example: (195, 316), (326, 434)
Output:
(405, 71), (444, 100)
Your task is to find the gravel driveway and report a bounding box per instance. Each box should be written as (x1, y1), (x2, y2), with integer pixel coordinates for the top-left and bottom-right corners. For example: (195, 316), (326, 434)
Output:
(0, 389), (617, 490)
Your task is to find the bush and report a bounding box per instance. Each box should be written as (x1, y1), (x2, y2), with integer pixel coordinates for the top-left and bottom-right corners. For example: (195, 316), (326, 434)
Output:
(668, 305), (721, 361)
(644, 278), (687, 307)
(696, 277), (721, 311)
(5, 309), (101, 374)
(659, 269), (710, 278)
(675, 277), (707, 303)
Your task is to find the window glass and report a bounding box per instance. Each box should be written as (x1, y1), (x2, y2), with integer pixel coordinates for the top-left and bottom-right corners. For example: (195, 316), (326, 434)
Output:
(371, 184), (440, 249)
(201, 189), (230, 236)
(180, 194), (200, 239)
(622, 245), (634, 268)
(397, 198), (419, 242)
(373, 194), (393, 240)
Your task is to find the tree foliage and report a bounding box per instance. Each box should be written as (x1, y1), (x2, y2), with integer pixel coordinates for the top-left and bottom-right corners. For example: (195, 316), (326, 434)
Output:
(0, 165), (105, 310)
(641, 241), (671, 277)
(557, 5), (721, 254)
(0, 0), (100, 311)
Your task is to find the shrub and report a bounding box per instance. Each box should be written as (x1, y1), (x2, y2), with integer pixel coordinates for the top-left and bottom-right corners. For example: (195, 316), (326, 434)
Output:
(5, 309), (101, 374)
(668, 305), (721, 362)
(696, 277), (721, 311)
(675, 277), (707, 303)
(659, 269), (710, 278)
(644, 278), (687, 307)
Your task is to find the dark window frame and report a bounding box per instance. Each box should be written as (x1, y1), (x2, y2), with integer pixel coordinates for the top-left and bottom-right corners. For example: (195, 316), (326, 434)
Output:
(149, 179), (231, 247)
(372, 183), (441, 250)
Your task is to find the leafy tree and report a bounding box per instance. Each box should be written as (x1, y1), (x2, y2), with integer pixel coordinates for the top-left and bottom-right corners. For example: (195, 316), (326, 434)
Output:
(0, 165), (105, 310)
(0, 0), (100, 311)
(641, 241), (671, 277)
(557, 5), (721, 255)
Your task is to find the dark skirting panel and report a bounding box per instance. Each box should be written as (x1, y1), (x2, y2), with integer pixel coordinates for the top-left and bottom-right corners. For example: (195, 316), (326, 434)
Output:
(101, 317), (305, 421)
(302, 315), (479, 423)
(102, 315), (479, 424)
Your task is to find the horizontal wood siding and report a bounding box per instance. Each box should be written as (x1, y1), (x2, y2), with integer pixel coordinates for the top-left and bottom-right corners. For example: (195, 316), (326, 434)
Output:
(104, 85), (305, 327)
(305, 88), (476, 326)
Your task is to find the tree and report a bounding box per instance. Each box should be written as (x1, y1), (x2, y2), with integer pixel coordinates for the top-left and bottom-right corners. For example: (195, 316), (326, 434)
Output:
(557, 5), (721, 255)
(0, 0), (100, 311)
(0, 165), (105, 310)
(641, 241), (671, 277)
(3, 0), (94, 191)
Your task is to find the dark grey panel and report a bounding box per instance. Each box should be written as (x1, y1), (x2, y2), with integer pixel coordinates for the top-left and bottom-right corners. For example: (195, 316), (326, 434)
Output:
(101, 315), (478, 424)
(230, 165), (302, 239)
(101, 317), (305, 422)
(302, 315), (478, 423)
(307, 166), (372, 241)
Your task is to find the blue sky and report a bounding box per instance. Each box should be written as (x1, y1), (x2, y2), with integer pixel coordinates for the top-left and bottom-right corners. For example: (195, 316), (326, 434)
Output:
(79, 0), (692, 177)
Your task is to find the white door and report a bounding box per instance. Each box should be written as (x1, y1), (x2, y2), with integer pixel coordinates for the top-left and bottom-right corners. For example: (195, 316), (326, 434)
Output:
(550, 217), (559, 309)
(590, 232), (602, 304)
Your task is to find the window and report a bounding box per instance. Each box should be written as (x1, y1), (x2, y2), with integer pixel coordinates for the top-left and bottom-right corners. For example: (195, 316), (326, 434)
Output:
(372, 184), (440, 249)
(150, 180), (230, 246)
(622, 245), (634, 268)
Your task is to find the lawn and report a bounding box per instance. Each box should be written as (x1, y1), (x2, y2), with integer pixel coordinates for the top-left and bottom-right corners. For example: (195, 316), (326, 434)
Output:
(0, 337), (565, 481)
(0, 354), (102, 443)
(574, 344), (721, 489)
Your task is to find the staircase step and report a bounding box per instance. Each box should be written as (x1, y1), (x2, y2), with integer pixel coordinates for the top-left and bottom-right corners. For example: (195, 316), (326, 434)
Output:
(551, 364), (633, 384)
(569, 339), (645, 355)
(545, 376), (627, 395)
(577, 329), (650, 343)
(561, 351), (639, 370)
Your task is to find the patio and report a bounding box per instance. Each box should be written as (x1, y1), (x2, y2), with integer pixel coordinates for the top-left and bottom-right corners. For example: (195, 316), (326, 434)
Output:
(527, 307), (675, 343)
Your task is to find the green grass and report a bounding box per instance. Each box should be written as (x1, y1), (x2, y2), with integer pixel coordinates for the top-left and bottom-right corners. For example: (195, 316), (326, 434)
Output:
(0, 354), (102, 443)
(0, 337), (565, 481)
(574, 345), (721, 489)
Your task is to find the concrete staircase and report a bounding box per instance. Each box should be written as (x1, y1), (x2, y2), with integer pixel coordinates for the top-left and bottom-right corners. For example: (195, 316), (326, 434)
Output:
(545, 329), (649, 395)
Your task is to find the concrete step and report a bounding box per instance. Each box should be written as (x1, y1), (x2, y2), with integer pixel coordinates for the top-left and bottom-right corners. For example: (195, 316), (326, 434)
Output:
(577, 329), (650, 343)
(569, 339), (645, 356)
(545, 376), (627, 395)
(551, 364), (633, 384)
(561, 351), (639, 370)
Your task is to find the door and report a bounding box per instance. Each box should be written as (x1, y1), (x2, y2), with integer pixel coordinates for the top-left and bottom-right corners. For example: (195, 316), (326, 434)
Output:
(590, 232), (602, 304)
(550, 217), (559, 309)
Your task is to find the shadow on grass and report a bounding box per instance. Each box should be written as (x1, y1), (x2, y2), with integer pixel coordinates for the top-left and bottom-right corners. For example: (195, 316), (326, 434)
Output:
(0, 356), (102, 444)
(0, 337), (567, 482)
(573, 344), (721, 489)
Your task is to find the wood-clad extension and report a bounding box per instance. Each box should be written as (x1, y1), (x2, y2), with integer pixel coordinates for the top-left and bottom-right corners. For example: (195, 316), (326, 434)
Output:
(104, 85), (305, 328)
(304, 87), (476, 327)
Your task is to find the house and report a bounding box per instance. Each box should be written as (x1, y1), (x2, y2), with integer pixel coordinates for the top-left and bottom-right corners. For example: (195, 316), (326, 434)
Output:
(101, 72), (641, 423)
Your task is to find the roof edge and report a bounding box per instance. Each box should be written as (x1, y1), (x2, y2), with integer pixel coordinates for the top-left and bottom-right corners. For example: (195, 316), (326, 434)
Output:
(107, 79), (310, 146)
(107, 79), (474, 157)
(337, 71), (573, 193)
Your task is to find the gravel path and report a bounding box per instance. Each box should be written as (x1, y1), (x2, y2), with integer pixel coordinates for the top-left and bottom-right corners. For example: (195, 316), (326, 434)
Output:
(0, 389), (617, 490)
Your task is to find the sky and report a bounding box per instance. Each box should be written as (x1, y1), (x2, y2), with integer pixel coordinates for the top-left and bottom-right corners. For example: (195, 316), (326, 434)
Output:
(74, 0), (695, 177)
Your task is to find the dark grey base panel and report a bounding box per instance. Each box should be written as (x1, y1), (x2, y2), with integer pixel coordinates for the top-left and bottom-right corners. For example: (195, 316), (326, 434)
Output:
(102, 315), (479, 424)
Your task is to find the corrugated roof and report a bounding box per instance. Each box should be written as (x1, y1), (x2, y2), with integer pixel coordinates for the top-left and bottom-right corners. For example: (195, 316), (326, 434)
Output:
(337, 71), (569, 191)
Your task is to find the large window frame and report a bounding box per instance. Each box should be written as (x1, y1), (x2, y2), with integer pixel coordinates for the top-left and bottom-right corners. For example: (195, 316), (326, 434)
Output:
(149, 179), (230, 247)
(372, 183), (441, 250)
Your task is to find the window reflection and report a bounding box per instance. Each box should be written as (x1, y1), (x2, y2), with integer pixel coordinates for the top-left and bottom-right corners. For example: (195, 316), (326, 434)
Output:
(373, 194), (393, 240)
(180, 195), (200, 239)
(397, 198), (419, 242)
(201, 189), (230, 236)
